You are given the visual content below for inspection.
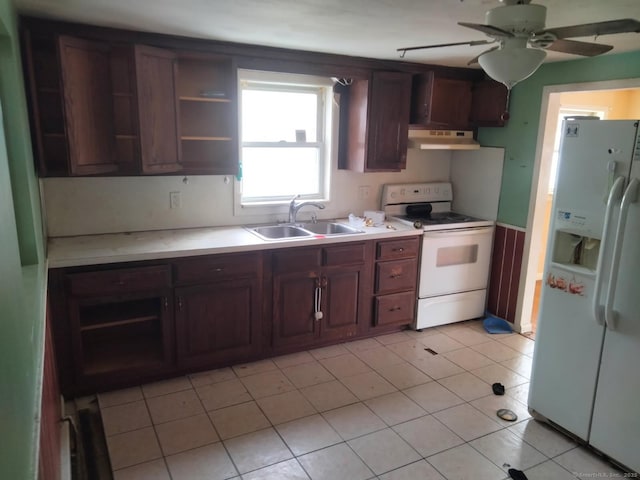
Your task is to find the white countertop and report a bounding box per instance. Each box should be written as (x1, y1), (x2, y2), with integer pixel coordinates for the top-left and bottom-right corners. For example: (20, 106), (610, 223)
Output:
(47, 220), (422, 268)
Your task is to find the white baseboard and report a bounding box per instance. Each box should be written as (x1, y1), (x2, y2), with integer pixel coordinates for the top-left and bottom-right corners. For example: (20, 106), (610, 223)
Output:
(61, 395), (72, 480)
(60, 419), (71, 480)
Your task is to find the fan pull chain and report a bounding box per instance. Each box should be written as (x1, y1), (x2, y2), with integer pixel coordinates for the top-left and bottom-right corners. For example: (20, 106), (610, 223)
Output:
(501, 87), (511, 122)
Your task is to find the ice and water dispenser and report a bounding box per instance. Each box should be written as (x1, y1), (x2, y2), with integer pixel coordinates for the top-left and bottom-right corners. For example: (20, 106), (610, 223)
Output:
(551, 230), (600, 271)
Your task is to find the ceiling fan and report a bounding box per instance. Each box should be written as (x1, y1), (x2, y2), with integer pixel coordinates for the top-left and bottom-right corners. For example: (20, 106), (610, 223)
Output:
(398, 0), (640, 89)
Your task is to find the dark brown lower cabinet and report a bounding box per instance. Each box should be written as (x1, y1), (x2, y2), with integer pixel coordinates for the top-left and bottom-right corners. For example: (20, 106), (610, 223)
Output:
(175, 278), (262, 368)
(65, 265), (174, 393)
(271, 243), (370, 351)
(49, 238), (419, 397)
(371, 237), (420, 330)
(272, 271), (320, 349)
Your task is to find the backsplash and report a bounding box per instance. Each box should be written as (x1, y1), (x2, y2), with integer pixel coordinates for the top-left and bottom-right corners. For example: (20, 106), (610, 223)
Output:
(42, 149), (451, 237)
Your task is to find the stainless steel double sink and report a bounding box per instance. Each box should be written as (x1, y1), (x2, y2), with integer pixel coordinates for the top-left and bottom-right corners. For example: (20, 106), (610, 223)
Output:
(247, 221), (363, 241)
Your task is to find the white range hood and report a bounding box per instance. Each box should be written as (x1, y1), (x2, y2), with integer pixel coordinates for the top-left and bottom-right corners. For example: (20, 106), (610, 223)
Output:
(408, 130), (480, 150)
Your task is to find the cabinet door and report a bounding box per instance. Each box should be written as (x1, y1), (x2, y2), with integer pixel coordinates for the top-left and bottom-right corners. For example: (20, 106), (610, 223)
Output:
(411, 72), (472, 129)
(322, 265), (361, 342)
(430, 77), (472, 128)
(58, 36), (117, 175)
(175, 278), (261, 368)
(272, 271), (320, 349)
(470, 79), (508, 127)
(367, 71), (411, 171)
(135, 45), (182, 173)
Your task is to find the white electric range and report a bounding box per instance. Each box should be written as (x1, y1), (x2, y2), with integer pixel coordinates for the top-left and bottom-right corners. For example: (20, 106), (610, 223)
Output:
(382, 182), (495, 329)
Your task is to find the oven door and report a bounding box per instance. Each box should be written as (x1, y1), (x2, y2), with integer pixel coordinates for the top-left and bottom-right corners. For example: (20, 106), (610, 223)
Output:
(419, 226), (494, 297)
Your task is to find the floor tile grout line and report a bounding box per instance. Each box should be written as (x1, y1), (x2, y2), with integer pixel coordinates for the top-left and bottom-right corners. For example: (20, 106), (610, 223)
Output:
(465, 427), (552, 475)
(99, 322), (557, 478)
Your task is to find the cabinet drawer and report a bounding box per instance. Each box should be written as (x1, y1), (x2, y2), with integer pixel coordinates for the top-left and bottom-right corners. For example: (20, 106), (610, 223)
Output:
(375, 259), (418, 294)
(376, 237), (420, 260)
(174, 252), (260, 285)
(323, 243), (366, 266)
(273, 248), (322, 273)
(67, 265), (171, 296)
(374, 291), (416, 326)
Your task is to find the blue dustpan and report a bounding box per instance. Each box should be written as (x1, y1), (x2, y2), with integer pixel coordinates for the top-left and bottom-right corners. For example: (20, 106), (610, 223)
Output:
(482, 314), (513, 334)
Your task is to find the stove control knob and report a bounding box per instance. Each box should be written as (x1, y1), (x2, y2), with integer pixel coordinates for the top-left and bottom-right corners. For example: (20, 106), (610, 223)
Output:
(413, 220), (423, 229)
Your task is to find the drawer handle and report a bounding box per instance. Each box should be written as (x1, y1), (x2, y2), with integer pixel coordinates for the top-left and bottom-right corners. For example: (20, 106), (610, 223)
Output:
(390, 274), (403, 279)
(115, 280), (125, 286)
(389, 306), (402, 312)
(392, 247), (405, 252)
(210, 267), (225, 272)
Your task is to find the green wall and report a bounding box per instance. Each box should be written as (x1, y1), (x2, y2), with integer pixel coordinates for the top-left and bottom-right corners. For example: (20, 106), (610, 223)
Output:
(0, 0), (47, 478)
(478, 50), (640, 228)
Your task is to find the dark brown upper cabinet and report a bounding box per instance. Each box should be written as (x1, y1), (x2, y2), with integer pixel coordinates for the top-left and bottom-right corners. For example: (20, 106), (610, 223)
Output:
(346, 71), (412, 172)
(411, 72), (473, 130)
(134, 45), (182, 174)
(410, 71), (508, 130)
(23, 32), (125, 176)
(176, 54), (239, 175)
(469, 78), (509, 127)
(58, 36), (118, 175)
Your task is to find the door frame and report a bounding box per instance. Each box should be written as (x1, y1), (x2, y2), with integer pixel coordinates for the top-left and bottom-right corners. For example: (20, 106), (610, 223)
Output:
(515, 78), (640, 333)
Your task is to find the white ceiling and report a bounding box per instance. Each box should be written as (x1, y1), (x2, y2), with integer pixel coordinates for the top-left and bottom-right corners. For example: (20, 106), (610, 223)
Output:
(14, 0), (640, 68)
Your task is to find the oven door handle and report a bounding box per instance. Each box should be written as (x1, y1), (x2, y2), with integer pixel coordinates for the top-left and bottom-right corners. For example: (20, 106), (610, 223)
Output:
(423, 226), (494, 238)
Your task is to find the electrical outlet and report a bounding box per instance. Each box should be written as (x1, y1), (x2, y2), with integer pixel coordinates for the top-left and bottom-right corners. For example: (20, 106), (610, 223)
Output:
(169, 191), (181, 209)
(358, 185), (371, 200)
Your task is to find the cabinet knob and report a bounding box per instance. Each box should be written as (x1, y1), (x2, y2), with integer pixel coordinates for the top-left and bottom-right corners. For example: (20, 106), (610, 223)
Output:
(211, 267), (224, 272)
(163, 297), (169, 310)
(393, 247), (404, 252)
(177, 296), (183, 310)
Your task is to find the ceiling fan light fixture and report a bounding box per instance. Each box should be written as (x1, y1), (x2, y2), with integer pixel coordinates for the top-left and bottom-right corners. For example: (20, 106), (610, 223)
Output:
(478, 46), (546, 89)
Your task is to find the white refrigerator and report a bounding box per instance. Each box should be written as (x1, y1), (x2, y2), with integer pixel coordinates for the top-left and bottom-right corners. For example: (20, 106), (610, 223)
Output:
(529, 119), (640, 472)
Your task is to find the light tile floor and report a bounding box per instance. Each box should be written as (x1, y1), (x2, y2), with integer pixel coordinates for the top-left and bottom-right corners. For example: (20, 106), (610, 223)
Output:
(95, 320), (626, 480)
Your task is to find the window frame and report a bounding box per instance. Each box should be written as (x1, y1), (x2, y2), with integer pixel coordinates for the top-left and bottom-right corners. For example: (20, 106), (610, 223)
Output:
(236, 70), (334, 208)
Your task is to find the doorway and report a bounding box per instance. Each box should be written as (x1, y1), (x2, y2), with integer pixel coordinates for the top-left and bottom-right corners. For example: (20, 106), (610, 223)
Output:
(516, 79), (640, 334)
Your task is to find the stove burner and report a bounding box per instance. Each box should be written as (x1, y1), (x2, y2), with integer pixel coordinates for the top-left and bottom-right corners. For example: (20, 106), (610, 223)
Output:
(397, 212), (476, 225)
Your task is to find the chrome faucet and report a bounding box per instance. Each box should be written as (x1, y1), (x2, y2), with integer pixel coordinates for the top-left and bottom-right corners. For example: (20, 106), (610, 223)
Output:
(288, 194), (325, 223)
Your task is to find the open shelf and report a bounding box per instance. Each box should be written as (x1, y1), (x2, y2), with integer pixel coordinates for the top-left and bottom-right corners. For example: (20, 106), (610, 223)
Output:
(38, 87), (59, 94)
(78, 297), (160, 330)
(81, 327), (165, 375)
(180, 139), (237, 175)
(176, 57), (233, 99)
(179, 100), (232, 138)
(180, 96), (230, 103)
(79, 302), (166, 376)
(80, 315), (158, 332)
(181, 136), (232, 141)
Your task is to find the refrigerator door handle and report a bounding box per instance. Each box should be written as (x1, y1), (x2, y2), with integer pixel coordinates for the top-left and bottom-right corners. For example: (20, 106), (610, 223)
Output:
(604, 177), (639, 330)
(592, 176), (625, 326)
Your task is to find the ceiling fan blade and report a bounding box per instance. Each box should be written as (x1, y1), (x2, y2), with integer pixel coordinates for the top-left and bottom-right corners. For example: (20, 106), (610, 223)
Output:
(458, 22), (514, 38)
(544, 39), (613, 56)
(537, 18), (640, 39)
(467, 46), (499, 65)
(397, 39), (494, 56)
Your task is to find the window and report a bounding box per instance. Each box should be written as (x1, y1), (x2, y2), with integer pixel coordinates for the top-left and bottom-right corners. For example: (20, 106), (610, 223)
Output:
(238, 70), (333, 205)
